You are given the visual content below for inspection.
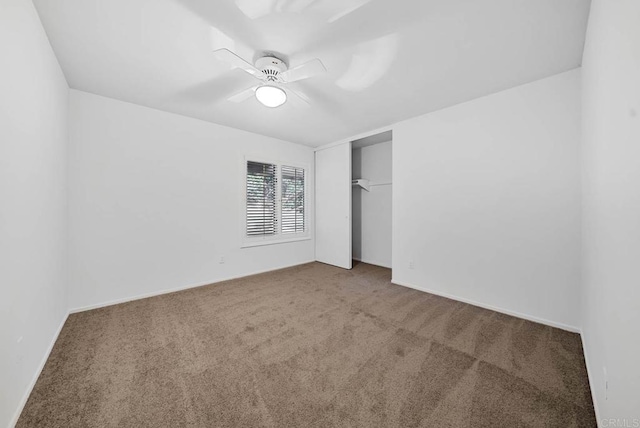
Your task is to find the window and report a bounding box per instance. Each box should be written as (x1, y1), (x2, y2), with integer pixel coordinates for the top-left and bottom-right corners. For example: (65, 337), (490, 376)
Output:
(244, 159), (308, 246)
(246, 161), (277, 237)
(281, 166), (305, 234)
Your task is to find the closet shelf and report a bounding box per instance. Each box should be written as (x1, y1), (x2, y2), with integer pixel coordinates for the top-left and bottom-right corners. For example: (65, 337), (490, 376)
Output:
(351, 179), (370, 192)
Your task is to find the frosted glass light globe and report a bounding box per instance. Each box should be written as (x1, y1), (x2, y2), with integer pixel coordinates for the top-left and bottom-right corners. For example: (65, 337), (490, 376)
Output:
(255, 85), (287, 108)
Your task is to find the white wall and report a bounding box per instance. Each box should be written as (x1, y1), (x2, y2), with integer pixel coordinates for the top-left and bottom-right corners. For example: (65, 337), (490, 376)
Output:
(68, 90), (315, 310)
(581, 0), (640, 422)
(352, 141), (392, 268)
(0, 0), (69, 426)
(392, 69), (582, 330)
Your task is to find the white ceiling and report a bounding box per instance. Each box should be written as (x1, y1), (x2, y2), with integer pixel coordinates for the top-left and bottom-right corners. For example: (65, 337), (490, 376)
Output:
(33, 0), (591, 147)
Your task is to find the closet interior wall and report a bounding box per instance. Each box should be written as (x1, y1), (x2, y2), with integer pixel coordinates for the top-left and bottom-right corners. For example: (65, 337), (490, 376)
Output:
(352, 139), (392, 268)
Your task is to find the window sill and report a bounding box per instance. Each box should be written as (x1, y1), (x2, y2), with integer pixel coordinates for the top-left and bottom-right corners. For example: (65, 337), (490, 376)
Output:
(241, 236), (311, 249)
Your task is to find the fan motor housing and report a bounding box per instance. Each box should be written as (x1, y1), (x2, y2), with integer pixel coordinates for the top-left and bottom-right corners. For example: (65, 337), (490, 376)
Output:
(255, 56), (287, 82)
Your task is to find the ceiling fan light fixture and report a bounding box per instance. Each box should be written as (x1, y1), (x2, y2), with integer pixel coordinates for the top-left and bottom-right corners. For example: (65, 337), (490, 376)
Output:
(255, 85), (287, 108)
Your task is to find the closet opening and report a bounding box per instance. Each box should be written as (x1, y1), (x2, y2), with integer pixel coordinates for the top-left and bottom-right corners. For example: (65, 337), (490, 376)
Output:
(351, 130), (392, 269)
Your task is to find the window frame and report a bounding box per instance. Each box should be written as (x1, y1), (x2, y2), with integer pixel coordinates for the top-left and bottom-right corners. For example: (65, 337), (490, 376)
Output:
(241, 156), (310, 248)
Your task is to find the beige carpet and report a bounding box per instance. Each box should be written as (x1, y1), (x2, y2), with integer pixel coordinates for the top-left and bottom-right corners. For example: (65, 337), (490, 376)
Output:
(18, 262), (596, 427)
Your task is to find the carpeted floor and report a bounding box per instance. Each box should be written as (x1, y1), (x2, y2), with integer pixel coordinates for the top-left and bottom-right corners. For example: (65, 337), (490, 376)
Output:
(17, 262), (596, 427)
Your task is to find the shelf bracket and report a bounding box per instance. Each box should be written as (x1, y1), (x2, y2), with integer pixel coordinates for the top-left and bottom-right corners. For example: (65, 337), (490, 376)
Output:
(351, 179), (370, 191)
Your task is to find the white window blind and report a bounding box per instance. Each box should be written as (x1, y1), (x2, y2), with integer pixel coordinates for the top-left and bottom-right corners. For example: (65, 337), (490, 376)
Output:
(246, 161), (277, 236)
(281, 165), (305, 234)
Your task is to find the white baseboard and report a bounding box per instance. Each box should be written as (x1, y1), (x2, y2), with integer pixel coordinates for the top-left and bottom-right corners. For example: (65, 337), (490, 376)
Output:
(390, 280), (602, 425)
(10, 266), (598, 427)
(69, 260), (315, 314)
(390, 278), (581, 333)
(9, 311), (69, 428)
(10, 261), (315, 427)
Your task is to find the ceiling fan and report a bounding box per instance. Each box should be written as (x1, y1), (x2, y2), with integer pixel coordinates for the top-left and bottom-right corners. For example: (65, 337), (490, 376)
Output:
(212, 48), (327, 108)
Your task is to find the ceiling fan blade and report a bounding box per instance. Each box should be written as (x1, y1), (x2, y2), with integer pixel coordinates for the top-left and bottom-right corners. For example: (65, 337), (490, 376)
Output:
(175, 71), (256, 105)
(324, 0), (371, 23)
(290, 80), (345, 118)
(174, 0), (263, 51)
(285, 0), (368, 23)
(235, 0), (278, 19)
(287, 87), (311, 107)
(293, 0), (371, 23)
(213, 48), (264, 80)
(280, 58), (327, 83)
(228, 86), (258, 103)
(286, 0), (320, 13)
(291, 1), (431, 57)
